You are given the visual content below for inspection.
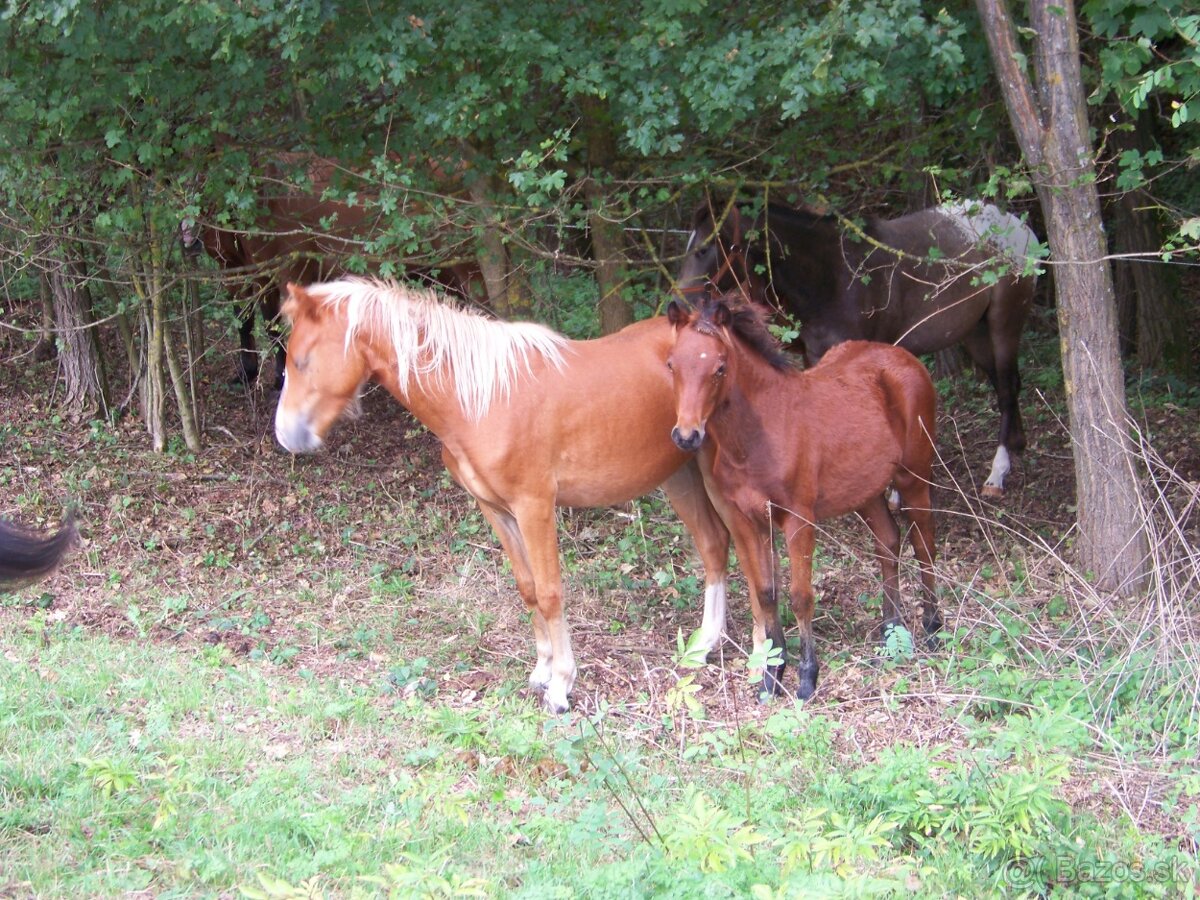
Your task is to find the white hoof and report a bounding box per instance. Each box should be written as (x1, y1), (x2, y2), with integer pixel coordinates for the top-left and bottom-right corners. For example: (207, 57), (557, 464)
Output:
(543, 681), (570, 714)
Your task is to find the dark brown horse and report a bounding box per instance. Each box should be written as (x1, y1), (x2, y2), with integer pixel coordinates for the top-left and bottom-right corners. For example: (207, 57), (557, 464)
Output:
(667, 292), (940, 699)
(0, 513), (76, 587)
(678, 198), (1038, 497)
(182, 156), (484, 388)
(274, 278), (732, 713)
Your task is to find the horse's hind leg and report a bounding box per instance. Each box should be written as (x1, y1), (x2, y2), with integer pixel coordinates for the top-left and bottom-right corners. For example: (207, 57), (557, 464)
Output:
(966, 293), (1030, 497)
(858, 495), (904, 645)
(474, 501), (554, 693)
(661, 460), (731, 657)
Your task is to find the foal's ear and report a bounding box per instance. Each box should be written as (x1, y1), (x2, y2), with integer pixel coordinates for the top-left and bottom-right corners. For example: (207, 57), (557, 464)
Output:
(712, 301), (732, 328)
(667, 299), (687, 328)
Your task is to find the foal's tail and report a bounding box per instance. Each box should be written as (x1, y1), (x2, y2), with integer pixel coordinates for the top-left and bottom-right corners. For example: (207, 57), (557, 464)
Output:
(0, 512), (77, 585)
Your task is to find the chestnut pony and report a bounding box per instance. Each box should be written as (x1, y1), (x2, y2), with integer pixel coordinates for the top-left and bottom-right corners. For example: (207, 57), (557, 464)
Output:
(0, 514), (76, 587)
(274, 278), (731, 713)
(679, 198), (1038, 497)
(667, 293), (941, 698)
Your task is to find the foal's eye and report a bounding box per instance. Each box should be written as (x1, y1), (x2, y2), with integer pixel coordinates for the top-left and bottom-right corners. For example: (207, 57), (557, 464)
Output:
(715, 364), (726, 377)
(665, 360), (674, 372)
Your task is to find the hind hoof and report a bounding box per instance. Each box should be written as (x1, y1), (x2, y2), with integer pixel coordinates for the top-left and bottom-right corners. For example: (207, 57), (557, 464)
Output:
(981, 484), (1004, 500)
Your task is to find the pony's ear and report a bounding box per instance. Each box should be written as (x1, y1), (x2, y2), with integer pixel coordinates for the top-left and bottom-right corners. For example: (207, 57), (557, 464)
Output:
(667, 299), (688, 328)
(712, 301), (732, 328)
(280, 282), (311, 323)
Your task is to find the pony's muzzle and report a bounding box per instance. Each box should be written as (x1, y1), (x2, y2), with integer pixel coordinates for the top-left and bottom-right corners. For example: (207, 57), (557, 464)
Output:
(671, 425), (705, 453)
(274, 408), (324, 454)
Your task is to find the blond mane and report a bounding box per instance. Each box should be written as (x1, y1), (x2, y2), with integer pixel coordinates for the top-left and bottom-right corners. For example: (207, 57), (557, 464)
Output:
(305, 277), (567, 420)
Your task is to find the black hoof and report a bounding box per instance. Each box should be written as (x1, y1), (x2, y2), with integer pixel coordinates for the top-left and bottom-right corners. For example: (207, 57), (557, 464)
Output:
(796, 664), (819, 700)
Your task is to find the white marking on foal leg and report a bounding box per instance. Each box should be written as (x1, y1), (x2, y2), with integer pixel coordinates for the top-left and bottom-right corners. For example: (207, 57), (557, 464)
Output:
(983, 445), (1011, 496)
(748, 618), (768, 679)
(697, 579), (728, 654)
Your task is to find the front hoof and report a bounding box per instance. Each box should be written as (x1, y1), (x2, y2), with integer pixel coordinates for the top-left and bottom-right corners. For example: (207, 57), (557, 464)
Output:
(796, 663), (819, 700)
(542, 688), (571, 715)
(981, 484), (1004, 500)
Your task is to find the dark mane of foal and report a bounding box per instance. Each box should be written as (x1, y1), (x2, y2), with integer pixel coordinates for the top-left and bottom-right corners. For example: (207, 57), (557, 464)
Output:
(692, 292), (797, 373)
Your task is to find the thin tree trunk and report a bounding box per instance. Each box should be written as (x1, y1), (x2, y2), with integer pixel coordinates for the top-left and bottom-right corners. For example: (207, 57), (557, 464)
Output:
(976, 0), (1149, 594)
(164, 323), (201, 452)
(143, 292), (167, 452)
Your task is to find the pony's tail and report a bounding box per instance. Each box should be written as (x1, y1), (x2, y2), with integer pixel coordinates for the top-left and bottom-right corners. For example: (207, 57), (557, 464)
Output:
(0, 511), (78, 585)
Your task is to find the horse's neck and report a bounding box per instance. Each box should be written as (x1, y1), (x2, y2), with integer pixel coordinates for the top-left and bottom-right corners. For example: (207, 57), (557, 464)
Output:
(709, 344), (794, 461)
(358, 329), (467, 436)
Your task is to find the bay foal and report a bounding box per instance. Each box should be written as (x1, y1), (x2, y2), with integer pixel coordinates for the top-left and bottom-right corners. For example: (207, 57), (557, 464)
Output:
(667, 293), (941, 698)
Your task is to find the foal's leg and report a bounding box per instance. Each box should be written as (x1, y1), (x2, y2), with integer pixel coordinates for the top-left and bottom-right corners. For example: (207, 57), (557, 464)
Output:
(661, 460), (732, 656)
(782, 515), (820, 699)
(725, 511), (785, 696)
(858, 495), (904, 643)
(895, 476), (942, 643)
(474, 501), (553, 690)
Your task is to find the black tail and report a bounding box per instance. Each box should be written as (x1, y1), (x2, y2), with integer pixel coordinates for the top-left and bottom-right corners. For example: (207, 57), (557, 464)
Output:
(0, 512), (77, 585)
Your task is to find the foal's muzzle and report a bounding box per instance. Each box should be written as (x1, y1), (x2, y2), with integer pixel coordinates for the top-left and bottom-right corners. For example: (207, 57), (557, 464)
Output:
(671, 425), (705, 453)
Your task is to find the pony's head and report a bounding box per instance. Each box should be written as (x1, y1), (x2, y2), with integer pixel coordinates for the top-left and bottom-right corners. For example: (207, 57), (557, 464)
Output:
(274, 282), (368, 453)
(666, 292), (792, 452)
(677, 201), (751, 300)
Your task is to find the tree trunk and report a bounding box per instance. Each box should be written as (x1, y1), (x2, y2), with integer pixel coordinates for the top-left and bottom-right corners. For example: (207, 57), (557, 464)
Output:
(460, 142), (531, 318)
(1107, 110), (1192, 377)
(582, 96), (634, 334)
(976, 0), (1149, 594)
(34, 270), (56, 361)
(47, 247), (110, 420)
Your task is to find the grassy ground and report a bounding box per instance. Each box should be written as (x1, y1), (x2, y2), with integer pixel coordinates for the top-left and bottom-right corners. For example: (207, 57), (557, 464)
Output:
(2, 309), (1199, 897)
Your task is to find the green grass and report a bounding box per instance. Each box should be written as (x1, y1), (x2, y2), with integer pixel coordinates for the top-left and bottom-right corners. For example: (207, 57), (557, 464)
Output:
(2, 611), (1196, 898)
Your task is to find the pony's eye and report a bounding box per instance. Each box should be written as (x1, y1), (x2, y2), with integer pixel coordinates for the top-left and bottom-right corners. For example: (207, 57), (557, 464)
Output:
(665, 360), (674, 372)
(715, 364), (726, 377)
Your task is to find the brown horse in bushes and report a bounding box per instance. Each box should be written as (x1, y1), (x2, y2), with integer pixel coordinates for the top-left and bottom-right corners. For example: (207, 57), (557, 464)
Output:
(679, 198), (1038, 497)
(273, 278), (732, 713)
(182, 156), (483, 388)
(667, 292), (941, 699)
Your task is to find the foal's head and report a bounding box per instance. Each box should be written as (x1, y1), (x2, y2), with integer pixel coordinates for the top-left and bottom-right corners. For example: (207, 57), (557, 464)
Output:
(274, 283), (368, 453)
(666, 293), (793, 452)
